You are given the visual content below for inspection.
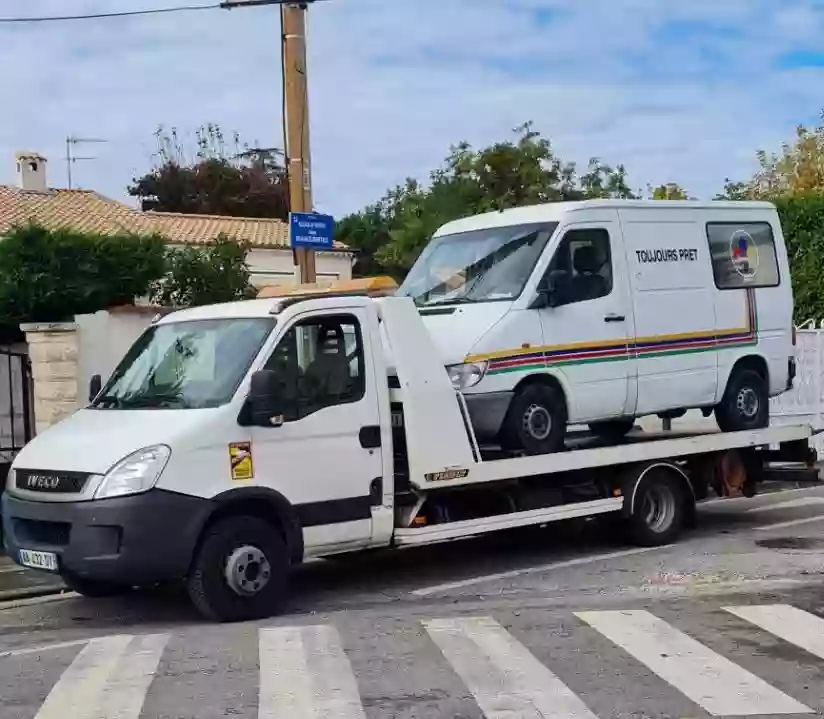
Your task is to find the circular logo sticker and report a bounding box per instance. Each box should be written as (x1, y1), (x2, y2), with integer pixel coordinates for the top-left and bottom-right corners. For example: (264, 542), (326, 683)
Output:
(729, 229), (759, 279)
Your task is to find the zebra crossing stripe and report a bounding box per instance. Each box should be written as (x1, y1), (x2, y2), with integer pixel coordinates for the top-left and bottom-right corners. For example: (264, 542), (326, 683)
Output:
(33, 633), (168, 719)
(724, 604), (824, 661)
(258, 625), (366, 719)
(424, 616), (598, 719)
(575, 609), (812, 716)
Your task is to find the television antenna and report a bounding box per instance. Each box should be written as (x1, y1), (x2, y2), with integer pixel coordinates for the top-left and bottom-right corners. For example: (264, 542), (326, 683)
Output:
(65, 135), (108, 189)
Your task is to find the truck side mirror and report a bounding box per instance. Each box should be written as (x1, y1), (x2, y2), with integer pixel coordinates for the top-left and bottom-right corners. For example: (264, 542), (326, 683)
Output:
(247, 370), (286, 427)
(89, 374), (102, 402)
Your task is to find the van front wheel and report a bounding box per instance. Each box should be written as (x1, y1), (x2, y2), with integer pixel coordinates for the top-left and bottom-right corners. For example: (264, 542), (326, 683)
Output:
(715, 368), (769, 432)
(187, 515), (289, 622)
(500, 383), (567, 454)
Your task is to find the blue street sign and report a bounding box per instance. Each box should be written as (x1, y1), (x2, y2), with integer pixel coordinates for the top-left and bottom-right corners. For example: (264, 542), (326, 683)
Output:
(289, 212), (335, 250)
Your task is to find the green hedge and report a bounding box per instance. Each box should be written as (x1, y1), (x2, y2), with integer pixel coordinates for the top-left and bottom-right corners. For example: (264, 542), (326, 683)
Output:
(774, 196), (824, 324)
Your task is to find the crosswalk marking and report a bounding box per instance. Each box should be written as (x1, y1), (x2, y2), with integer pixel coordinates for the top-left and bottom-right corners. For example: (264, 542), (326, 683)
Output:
(258, 624), (366, 719)
(575, 609), (812, 716)
(725, 604), (824, 661)
(34, 633), (168, 719)
(424, 616), (598, 719)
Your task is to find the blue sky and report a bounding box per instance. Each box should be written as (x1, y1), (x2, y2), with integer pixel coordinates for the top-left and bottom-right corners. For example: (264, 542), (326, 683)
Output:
(1, 0), (823, 216)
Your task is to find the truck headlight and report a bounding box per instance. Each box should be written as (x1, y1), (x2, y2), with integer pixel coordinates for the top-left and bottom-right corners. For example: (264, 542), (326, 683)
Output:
(447, 361), (488, 390)
(94, 445), (171, 500)
(6, 468), (15, 491)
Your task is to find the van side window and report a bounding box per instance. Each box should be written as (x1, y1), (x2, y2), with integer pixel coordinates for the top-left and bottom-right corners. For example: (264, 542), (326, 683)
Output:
(545, 228), (613, 303)
(262, 314), (365, 421)
(706, 222), (780, 289)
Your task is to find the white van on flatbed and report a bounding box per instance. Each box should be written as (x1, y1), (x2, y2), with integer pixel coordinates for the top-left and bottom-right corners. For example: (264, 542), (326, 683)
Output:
(2, 291), (813, 622)
(396, 200), (796, 454)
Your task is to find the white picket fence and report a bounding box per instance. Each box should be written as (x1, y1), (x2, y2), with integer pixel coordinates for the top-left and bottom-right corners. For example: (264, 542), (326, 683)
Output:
(769, 322), (824, 454)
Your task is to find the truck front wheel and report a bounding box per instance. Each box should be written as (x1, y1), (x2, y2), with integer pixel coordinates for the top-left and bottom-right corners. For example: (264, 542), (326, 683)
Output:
(187, 515), (289, 622)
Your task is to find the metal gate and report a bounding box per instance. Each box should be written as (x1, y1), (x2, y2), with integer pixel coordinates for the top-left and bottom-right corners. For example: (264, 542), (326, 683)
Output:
(0, 347), (33, 464)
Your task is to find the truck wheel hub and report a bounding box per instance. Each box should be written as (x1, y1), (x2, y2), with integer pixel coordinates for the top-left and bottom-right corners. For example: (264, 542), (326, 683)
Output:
(737, 388), (759, 418)
(225, 545), (271, 597)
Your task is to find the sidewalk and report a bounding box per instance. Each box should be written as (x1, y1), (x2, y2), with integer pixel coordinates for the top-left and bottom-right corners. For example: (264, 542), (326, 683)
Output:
(0, 554), (65, 601)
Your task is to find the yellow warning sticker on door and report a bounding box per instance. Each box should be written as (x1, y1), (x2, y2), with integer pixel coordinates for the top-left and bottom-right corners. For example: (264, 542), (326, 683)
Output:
(229, 441), (254, 481)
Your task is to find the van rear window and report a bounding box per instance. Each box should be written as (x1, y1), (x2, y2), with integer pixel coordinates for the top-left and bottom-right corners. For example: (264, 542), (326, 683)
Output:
(706, 222), (780, 289)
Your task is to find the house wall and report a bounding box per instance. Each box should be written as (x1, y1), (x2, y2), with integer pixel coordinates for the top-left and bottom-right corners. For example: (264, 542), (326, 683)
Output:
(166, 244), (354, 289)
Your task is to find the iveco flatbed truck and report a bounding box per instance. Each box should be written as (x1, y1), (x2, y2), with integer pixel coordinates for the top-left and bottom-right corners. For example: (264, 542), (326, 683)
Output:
(2, 292), (815, 621)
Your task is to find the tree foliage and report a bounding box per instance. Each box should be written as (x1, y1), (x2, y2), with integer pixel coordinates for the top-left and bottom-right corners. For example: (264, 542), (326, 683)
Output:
(649, 182), (691, 200)
(151, 235), (257, 307)
(0, 224), (167, 334)
(128, 124), (289, 219)
(0, 224), (255, 339)
(336, 122), (636, 275)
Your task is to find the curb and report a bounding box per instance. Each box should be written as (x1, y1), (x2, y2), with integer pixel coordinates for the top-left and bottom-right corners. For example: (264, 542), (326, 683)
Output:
(0, 584), (67, 603)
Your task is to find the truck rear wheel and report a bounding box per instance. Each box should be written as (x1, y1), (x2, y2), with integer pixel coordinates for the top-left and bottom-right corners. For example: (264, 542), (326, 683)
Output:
(500, 383), (567, 455)
(626, 469), (689, 546)
(187, 515), (289, 622)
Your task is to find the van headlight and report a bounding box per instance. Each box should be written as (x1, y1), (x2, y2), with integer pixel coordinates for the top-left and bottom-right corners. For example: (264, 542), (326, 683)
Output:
(447, 361), (488, 390)
(94, 445), (171, 500)
(6, 468), (15, 491)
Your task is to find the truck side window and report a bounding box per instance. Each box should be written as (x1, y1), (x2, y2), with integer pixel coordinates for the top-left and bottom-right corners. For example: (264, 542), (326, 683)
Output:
(263, 314), (365, 421)
(545, 228), (613, 303)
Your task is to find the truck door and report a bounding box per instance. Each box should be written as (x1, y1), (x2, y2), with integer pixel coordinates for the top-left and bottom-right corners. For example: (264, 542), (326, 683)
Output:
(537, 213), (635, 422)
(250, 307), (384, 555)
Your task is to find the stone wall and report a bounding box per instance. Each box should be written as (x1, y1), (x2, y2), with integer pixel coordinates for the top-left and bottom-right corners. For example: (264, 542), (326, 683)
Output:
(20, 322), (78, 434)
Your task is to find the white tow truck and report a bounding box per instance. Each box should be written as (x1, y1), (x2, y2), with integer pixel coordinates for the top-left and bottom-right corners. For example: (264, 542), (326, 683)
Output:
(2, 287), (816, 622)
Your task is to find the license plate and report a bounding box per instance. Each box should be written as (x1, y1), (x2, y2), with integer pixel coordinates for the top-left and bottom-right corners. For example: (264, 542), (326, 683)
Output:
(19, 549), (59, 572)
(391, 411), (404, 428)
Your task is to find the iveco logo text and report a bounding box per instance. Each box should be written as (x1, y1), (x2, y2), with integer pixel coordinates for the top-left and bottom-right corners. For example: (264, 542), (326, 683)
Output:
(26, 475), (61, 490)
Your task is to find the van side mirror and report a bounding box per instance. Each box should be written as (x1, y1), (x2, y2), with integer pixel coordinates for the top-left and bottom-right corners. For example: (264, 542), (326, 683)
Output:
(89, 374), (102, 402)
(247, 370), (286, 427)
(532, 270), (571, 308)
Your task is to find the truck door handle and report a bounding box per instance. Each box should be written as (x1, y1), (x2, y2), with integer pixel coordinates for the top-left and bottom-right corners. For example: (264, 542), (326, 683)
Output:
(359, 425), (382, 449)
(604, 314), (625, 323)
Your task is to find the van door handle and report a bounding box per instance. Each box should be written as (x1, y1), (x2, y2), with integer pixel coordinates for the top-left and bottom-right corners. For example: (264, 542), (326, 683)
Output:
(604, 314), (625, 322)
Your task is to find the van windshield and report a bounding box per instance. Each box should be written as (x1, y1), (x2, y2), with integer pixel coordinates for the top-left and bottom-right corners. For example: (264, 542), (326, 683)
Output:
(397, 222), (556, 307)
(92, 317), (275, 410)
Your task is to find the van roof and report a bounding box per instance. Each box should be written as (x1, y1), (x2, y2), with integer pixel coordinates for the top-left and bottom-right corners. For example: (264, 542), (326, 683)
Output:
(434, 199), (778, 237)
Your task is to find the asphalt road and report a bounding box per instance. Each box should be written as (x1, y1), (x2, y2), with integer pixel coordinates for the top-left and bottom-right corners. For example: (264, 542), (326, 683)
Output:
(1, 483), (824, 718)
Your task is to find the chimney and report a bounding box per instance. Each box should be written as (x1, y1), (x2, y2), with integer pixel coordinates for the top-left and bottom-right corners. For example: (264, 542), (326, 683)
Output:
(15, 151), (48, 192)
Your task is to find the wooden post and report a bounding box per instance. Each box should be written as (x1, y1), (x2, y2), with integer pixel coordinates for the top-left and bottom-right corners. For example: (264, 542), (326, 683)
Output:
(282, 2), (316, 284)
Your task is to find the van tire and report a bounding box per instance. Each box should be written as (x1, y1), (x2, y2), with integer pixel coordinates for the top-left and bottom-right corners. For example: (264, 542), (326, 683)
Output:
(715, 368), (769, 432)
(500, 383), (567, 455)
(187, 515), (289, 623)
(589, 418), (635, 441)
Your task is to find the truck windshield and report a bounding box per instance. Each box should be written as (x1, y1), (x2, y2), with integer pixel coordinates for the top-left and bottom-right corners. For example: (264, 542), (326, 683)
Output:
(397, 222), (556, 307)
(92, 317), (275, 410)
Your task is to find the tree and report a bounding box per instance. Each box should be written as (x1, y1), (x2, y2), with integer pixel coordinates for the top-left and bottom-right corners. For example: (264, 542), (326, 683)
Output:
(128, 124), (289, 219)
(648, 182), (691, 200)
(0, 224), (167, 336)
(337, 122), (636, 275)
(151, 235), (256, 307)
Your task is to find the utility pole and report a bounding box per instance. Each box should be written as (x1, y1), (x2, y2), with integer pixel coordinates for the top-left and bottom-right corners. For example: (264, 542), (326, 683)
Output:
(222, 0), (316, 284)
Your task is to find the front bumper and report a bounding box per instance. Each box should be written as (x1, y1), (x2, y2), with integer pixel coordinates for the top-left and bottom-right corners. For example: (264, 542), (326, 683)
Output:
(464, 391), (514, 442)
(2, 489), (213, 586)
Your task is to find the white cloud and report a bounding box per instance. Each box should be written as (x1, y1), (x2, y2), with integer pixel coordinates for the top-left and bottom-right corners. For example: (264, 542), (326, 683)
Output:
(0, 0), (822, 217)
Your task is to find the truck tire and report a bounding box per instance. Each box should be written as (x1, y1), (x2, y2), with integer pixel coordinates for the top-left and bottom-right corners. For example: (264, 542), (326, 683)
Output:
(715, 368), (769, 432)
(500, 383), (567, 455)
(187, 515), (289, 622)
(62, 575), (129, 598)
(626, 470), (688, 546)
(589, 418), (635, 441)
